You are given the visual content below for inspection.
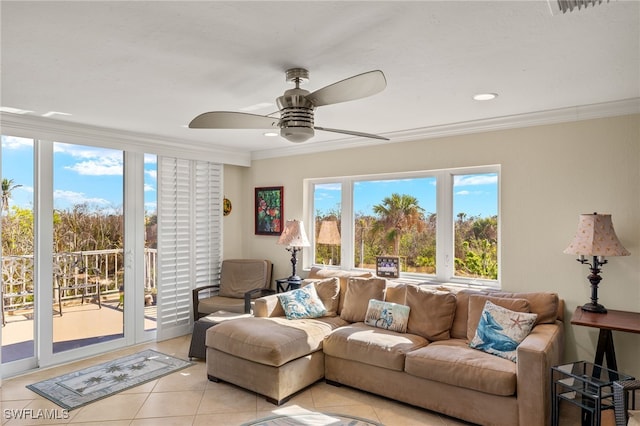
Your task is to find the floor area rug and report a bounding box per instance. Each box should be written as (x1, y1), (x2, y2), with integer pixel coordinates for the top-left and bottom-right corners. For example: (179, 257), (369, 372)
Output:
(242, 412), (384, 426)
(26, 349), (193, 410)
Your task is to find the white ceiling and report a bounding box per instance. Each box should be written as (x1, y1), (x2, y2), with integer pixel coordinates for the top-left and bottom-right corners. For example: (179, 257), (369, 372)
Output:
(1, 1), (639, 160)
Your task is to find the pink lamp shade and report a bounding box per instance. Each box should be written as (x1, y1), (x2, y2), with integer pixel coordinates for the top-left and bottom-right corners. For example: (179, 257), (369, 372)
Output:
(277, 220), (310, 248)
(563, 213), (630, 257)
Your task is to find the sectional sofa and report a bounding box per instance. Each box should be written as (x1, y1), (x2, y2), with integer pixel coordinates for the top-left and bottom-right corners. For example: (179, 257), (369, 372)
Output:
(205, 267), (564, 426)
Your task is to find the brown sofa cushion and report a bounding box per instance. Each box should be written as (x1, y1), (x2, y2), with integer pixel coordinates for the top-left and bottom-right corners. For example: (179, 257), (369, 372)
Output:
(406, 285), (457, 341)
(490, 291), (559, 324)
(405, 339), (517, 397)
(339, 277), (386, 323)
(206, 316), (347, 367)
(307, 267), (373, 314)
(302, 277), (340, 317)
(384, 282), (408, 304)
(447, 288), (488, 339)
(323, 322), (428, 371)
(467, 295), (530, 341)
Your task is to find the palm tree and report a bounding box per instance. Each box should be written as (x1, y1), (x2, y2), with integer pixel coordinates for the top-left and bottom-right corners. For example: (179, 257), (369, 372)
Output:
(1, 178), (22, 212)
(372, 193), (425, 256)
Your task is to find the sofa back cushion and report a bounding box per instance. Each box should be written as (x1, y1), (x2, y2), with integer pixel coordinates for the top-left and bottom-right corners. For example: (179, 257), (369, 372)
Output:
(467, 294), (530, 341)
(449, 288), (489, 339)
(406, 285), (457, 341)
(307, 267), (373, 314)
(302, 277), (340, 317)
(339, 277), (386, 322)
(384, 282), (408, 304)
(489, 291), (559, 324)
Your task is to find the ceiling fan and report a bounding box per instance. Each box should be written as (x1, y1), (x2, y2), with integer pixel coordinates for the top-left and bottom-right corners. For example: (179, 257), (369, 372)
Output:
(189, 68), (389, 143)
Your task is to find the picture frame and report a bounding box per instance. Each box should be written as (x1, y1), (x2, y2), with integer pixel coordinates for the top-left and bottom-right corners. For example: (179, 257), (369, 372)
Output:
(255, 186), (283, 235)
(376, 256), (400, 278)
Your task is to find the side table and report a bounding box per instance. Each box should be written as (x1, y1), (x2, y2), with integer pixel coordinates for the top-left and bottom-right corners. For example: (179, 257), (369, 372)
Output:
(188, 310), (251, 359)
(276, 277), (302, 293)
(551, 360), (634, 426)
(571, 307), (640, 371)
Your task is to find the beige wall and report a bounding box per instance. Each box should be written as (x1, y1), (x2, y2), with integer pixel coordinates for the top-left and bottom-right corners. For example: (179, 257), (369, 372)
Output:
(224, 114), (640, 378)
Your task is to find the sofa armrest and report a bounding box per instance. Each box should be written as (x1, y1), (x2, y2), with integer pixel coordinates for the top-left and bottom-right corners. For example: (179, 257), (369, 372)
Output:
(253, 293), (283, 317)
(192, 284), (219, 321)
(244, 288), (276, 313)
(516, 321), (565, 426)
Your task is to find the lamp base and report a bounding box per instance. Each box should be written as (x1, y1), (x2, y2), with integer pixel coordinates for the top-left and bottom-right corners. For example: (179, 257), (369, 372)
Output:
(288, 275), (302, 282)
(581, 302), (607, 314)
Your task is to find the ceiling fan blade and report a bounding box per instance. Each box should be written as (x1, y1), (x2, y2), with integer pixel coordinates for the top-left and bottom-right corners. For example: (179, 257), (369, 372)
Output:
(314, 126), (389, 141)
(189, 111), (279, 129)
(307, 70), (387, 107)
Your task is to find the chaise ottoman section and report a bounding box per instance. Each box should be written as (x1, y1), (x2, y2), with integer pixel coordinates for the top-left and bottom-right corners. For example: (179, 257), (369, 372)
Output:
(206, 315), (348, 404)
(206, 316), (346, 366)
(405, 339), (517, 396)
(323, 322), (429, 371)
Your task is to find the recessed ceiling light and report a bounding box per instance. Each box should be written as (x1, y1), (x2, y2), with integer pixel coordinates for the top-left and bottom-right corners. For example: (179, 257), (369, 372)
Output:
(473, 93), (498, 101)
(264, 132), (279, 137)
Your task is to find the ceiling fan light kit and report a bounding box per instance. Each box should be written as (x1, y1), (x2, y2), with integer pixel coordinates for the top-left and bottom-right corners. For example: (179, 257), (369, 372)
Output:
(189, 68), (389, 143)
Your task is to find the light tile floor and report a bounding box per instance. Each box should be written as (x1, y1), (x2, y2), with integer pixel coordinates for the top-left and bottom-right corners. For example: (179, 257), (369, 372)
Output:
(1, 335), (589, 426)
(0, 335), (475, 426)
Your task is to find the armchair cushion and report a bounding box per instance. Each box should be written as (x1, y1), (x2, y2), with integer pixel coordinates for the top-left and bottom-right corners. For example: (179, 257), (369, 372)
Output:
(218, 259), (272, 298)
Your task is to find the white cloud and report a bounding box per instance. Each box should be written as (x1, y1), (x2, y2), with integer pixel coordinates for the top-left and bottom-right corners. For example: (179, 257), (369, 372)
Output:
(144, 184), (156, 192)
(54, 189), (110, 206)
(65, 157), (123, 176)
(456, 190), (471, 196)
(316, 183), (341, 191)
(145, 169), (157, 180)
(144, 154), (157, 164)
(1, 135), (33, 150)
(454, 174), (497, 187)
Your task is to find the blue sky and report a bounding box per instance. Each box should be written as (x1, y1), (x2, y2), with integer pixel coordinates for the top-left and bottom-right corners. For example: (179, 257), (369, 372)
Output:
(3, 135), (496, 219)
(1, 136), (157, 214)
(315, 173), (498, 218)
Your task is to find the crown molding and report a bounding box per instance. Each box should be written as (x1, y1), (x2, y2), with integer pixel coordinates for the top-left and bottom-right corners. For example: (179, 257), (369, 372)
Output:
(250, 98), (640, 161)
(0, 113), (252, 167)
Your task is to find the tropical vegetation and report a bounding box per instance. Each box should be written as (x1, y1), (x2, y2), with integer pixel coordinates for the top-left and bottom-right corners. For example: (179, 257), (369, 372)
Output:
(315, 193), (498, 280)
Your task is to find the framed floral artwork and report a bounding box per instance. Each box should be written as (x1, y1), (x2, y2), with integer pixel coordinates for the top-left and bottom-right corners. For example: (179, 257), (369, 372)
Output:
(255, 186), (283, 235)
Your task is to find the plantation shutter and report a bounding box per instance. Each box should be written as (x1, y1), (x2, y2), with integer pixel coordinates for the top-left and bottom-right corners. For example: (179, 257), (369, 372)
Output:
(156, 157), (222, 340)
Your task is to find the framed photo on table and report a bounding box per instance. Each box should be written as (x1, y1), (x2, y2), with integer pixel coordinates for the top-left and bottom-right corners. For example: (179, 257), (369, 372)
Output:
(255, 186), (283, 235)
(376, 256), (400, 278)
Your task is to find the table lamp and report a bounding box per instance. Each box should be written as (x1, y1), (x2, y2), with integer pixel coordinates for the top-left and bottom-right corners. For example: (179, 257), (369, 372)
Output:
(564, 212), (630, 313)
(317, 219), (341, 265)
(277, 219), (310, 281)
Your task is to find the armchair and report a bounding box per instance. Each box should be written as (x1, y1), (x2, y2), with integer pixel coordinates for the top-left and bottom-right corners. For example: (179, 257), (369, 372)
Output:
(192, 259), (273, 321)
(614, 379), (640, 426)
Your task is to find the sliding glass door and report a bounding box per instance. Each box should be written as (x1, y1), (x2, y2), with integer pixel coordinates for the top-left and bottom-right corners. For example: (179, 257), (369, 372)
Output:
(52, 142), (125, 353)
(1, 136), (36, 370)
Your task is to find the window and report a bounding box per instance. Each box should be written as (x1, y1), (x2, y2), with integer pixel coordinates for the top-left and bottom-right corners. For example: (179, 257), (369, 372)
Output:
(307, 166), (499, 286)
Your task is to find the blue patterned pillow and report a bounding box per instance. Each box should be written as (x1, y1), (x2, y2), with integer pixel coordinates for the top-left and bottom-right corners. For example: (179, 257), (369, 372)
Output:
(469, 300), (538, 362)
(277, 284), (327, 320)
(364, 299), (410, 333)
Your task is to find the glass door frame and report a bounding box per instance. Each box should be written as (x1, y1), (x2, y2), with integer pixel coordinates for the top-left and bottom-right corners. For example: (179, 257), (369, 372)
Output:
(1, 139), (155, 377)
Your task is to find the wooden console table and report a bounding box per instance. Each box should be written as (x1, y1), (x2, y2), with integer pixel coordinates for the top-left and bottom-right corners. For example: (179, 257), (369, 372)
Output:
(571, 307), (640, 371)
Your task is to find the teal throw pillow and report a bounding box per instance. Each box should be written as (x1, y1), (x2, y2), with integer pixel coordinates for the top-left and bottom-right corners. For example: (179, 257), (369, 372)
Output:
(364, 299), (410, 333)
(277, 284), (327, 320)
(469, 300), (538, 362)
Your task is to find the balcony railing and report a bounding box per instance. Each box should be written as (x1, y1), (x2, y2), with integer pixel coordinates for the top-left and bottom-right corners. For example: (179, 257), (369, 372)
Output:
(2, 248), (157, 313)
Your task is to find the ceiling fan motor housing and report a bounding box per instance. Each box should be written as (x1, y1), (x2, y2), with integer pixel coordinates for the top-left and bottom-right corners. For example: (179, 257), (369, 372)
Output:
(277, 87), (316, 143)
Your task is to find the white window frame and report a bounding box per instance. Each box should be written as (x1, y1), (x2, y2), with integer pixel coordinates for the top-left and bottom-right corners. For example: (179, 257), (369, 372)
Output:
(304, 165), (500, 288)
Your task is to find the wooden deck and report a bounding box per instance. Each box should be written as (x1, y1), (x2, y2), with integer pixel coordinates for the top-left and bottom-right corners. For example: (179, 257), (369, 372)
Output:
(1, 297), (157, 363)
